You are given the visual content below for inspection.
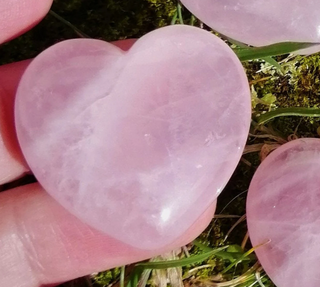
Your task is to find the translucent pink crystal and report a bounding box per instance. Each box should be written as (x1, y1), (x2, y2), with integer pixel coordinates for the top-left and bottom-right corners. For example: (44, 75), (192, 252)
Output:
(247, 138), (320, 287)
(15, 25), (251, 249)
(181, 0), (320, 54)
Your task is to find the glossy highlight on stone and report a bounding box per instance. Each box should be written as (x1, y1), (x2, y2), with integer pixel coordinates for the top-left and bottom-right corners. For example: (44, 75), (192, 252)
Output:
(247, 138), (320, 287)
(15, 25), (251, 249)
(181, 0), (320, 54)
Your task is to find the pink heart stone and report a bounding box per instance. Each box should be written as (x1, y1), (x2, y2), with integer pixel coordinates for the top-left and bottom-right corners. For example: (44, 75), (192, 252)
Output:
(15, 25), (251, 249)
(181, 0), (320, 54)
(247, 138), (320, 287)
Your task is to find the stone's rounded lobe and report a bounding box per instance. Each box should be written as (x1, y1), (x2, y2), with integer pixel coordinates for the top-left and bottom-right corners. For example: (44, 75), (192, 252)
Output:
(181, 0), (320, 54)
(15, 25), (251, 249)
(247, 138), (320, 287)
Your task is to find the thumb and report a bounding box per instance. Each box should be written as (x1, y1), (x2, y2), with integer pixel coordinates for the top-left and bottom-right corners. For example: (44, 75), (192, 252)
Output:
(0, 0), (53, 44)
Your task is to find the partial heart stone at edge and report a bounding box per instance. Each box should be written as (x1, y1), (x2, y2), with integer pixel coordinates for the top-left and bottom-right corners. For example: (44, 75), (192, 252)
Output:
(181, 0), (320, 54)
(247, 138), (320, 287)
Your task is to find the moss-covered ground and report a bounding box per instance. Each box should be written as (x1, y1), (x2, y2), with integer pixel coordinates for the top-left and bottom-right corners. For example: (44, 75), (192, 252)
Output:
(2, 1), (320, 286)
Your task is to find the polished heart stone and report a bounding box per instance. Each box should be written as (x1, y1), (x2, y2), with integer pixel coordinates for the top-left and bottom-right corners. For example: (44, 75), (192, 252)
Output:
(15, 25), (251, 249)
(247, 138), (320, 287)
(181, 0), (320, 54)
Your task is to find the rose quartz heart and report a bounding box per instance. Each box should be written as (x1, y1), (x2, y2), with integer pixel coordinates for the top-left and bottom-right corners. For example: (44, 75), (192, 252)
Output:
(181, 0), (320, 54)
(247, 138), (320, 287)
(15, 25), (251, 249)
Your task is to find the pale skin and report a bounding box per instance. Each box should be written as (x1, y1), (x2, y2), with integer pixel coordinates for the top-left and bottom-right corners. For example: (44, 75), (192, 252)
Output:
(0, 1), (216, 286)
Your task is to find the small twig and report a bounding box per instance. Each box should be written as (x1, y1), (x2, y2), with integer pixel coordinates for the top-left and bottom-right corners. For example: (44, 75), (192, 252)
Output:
(241, 157), (252, 167)
(213, 190), (248, 225)
(243, 143), (265, 155)
(213, 214), (241, 219)
(248, 132), (287, 144)
(184, 264), (215, 278)
(137, 269), (152, 287)
(223, 214), (247, 242)
(182, 246), (190, 258)
(222, 240), (271, 274)
(249, 76), (272, 85)
(241, 232), (249, 250)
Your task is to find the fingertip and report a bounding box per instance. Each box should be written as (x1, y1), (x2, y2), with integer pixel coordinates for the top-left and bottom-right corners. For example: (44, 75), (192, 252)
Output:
(112, 39), (137, 51)
(0, 60), (32, 184)
(0, 0), (53, 44)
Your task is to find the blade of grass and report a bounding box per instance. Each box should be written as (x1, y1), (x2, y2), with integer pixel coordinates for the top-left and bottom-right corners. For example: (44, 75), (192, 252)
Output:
(177, 3), (184, 24)
(126, 246), (227, 287)
(135, 246), (228, 269)
(193, 240), (253, 262)
(257, 107), (320, 124)
(255, 269), (267, 287)
(126, 268), (143, 287)
(190, 14), (196, 26)
(193, 240), (214, 252)
(261, 56), (283, 73)
(221, 240), (271, 274)
(49, 10), (90, 38)
(170, 10), (178, 25)
(235, 42), (318, 61)
(137, 269), (152, 287)
(120, 266), (125, 287)
(211, 31), (282, 70)
(217, 251), (254, 262)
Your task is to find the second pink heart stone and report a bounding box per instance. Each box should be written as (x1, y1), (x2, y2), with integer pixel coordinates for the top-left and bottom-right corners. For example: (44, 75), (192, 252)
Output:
(247, 138), (320, 287)
(181, 0), (320, 54)
(15, 25), (251, 249)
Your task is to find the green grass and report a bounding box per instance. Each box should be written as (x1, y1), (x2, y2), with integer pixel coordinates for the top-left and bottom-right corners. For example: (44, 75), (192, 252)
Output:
(4, 1), (320, 287)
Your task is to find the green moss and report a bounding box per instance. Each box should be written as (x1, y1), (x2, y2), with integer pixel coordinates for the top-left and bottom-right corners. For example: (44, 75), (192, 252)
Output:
(246, 53), (320, 110)
(145, 0), (177, 27)
(245, 52), (320, 138)
(93, 268), (121, 286)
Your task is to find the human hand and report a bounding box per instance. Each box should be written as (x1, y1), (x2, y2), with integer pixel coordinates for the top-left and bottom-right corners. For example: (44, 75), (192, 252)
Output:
(0, 1), (216, 286)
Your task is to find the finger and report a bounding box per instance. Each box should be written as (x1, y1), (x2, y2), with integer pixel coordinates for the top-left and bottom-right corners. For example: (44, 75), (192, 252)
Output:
(112, 39), (137, 51)
(0, 60), (31, 184)
(0, 0), (53, 44)
(0, 183), (216, 287)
